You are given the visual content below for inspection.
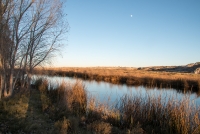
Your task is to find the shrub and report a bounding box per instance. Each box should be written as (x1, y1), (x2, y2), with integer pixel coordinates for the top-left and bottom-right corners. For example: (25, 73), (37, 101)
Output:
(54, 117), (71, 134)
(64, 81), (87, 115)
(34, 78), (48, 93)
(87, 120), (112, 134)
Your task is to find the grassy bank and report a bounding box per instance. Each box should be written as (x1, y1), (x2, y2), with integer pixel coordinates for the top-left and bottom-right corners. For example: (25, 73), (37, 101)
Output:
(1, 78), (199, 133)
(0, 88), (55, 133)
(35, 67), (200, 93)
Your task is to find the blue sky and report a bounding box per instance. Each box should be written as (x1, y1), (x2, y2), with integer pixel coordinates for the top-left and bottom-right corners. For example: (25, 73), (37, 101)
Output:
(54, 0), (200, 67)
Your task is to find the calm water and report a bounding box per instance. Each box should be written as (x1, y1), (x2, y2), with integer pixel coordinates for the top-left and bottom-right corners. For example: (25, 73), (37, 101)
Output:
(32, 75), (200, 107)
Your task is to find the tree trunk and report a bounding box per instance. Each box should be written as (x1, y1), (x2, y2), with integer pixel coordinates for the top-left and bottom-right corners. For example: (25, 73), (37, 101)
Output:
(3, 84), (8, 97)
(0, 74), (3, 100)
(21, 71), (26, 87)
(27, 68), (33, 88)
(0, 59), (6, 98)
(8, 69), (13, 96)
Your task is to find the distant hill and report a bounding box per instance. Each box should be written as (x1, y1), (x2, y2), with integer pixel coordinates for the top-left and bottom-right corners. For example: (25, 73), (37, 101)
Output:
(137, 62), (200, 74)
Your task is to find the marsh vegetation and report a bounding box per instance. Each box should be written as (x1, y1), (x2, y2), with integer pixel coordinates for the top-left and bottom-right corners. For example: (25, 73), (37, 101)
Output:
(35, 67), (200, 93)
(1, 77), (200, 134)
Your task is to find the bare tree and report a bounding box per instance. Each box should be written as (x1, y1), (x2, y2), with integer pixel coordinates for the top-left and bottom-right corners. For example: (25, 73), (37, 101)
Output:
(0, 0), (68, 97)
(0, 0), (13, 99)
(5, 0), (34, 96)
(24, 0), (68, 86)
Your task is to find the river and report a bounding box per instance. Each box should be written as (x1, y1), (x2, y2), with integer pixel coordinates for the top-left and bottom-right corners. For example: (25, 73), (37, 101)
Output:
(32, 75), (200, 107)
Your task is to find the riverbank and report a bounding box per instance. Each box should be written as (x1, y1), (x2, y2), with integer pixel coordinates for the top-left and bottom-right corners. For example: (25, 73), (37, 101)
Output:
(35, 67), (200, 93)
(0, 80), (145, 134)
(1, 78), (200, 134)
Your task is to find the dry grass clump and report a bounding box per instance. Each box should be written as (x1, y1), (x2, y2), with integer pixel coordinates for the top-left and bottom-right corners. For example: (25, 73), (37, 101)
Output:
(117, 94), (200, 134)
(87, 120), (112, 134)
(64, 81), (87, 115)
(38, 79), (48, 93)
(34, 78), (48, 93)
(51, 80), (87, 115)
(67, 116), (80, 132)
(86, 92), (200, 133)
(35, 78), (87, 115)
(126, 122), (145, 134)
(86, 96), (121, 126)
(54, 116), (71, 134)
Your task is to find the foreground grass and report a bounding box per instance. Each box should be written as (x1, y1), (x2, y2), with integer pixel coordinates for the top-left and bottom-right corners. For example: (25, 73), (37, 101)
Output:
(1, 78), (200, 134)
(0, 79), (145, 134)
(35, 67), (200, 93)
(0, 88), (55, 133)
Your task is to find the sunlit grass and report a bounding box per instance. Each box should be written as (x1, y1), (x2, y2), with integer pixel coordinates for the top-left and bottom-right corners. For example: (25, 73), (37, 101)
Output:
(34, 67), (200, 92)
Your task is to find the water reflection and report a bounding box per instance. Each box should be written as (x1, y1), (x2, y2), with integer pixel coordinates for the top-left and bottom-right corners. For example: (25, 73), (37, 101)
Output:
(32, 75), (200, 107)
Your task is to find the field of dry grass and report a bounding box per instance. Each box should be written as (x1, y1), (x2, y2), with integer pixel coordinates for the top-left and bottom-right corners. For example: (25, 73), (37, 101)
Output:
(35, 67), (200, 92)
(48, 66), (199, 79)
